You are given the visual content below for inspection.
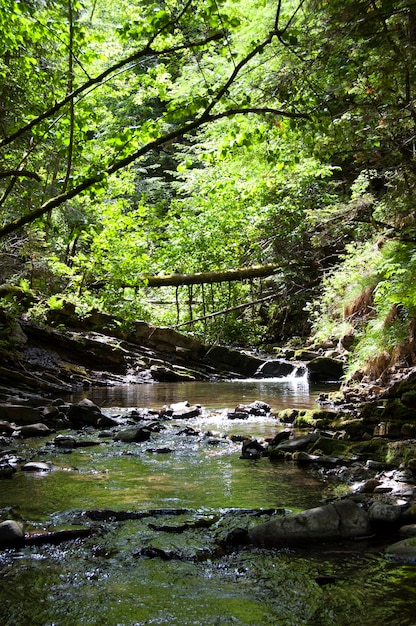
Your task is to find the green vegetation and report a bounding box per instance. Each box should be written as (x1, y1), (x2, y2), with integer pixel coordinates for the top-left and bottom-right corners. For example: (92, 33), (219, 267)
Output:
(1, 0), (416, 379)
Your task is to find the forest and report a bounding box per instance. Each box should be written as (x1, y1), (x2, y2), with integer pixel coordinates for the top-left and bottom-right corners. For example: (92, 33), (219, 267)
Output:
(1, 0), (416, 382)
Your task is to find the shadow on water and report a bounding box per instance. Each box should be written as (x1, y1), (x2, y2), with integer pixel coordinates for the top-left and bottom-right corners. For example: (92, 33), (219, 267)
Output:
(1, 378), (416, 625)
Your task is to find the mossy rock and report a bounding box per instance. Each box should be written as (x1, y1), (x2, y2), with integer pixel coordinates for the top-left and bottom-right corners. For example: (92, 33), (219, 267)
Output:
(386, 440), (416, 466)
(386, 373), (416, 398)
(400, 422), (416, 438)
(401, 391), (416, 409)
(276, 408), (299, 423)
(384, 398), (416, 421)
(308, 435), (351, 457)
(293, 409), (339, 429)
(359, 401), (386, 422)
(349, 437), (389, 461)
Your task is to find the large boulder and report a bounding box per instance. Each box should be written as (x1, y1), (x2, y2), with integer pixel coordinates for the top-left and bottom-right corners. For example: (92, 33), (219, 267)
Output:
(248, 499), (370, 547)
(67, 398), (103, 427)
(307, 356), (345, 382)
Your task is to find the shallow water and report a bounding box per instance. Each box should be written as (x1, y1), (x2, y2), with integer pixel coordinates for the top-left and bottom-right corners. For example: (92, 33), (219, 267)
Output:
(70, 376), (330, 411)
(1, 378), (416, 625)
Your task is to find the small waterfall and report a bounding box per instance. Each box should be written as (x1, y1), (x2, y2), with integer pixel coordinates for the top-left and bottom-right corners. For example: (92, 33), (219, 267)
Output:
(254, 359), (307, 380)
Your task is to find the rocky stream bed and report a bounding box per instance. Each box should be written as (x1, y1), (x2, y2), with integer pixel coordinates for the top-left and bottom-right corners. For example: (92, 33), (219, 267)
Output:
(2, 315), (416, 624)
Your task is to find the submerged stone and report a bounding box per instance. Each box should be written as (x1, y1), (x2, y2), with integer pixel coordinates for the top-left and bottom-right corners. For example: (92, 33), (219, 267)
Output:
(248, 499), (370, 547)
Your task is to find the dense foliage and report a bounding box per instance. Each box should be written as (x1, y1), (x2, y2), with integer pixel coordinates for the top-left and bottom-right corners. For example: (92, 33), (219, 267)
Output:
(1, 0), (416, 379)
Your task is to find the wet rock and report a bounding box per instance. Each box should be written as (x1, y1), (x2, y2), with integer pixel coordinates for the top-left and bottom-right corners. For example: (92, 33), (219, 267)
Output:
(248, 499), (370, 547)
(227, 410), (250, 420)
(16, 423), (52, 437)
(293, 451), (341, 466)
(21, 461), (52, 472)
(114, 427), (151, 443)
(97, 414), (119, 429)
(146, 447), (173, 454)
(67, 398), (103, 427)
(307, 356), (345, 382)
(270, 432), (319, 455)
(0, 462), (15, 478)
(53, 434), (77, 449)
(24, 527), (92, 545)
(240, 439), (266, 460)
(178, 426), (200, 436)
(254, 359), (297, 378)
(171, 405), (201, 420)
(268, 429), (292, 446)
(0, 519), (24, 546)
(233, 401), (271, 417)
(150, 365), (195, 382)
(0, 420), (15, 435)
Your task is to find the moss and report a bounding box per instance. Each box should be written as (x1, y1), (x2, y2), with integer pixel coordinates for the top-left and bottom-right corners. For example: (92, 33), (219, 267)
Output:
(348, 437), (389, 461)
(386, 440), (416, 465)
(384, 398), (416, 421)
(308, 436), (351, 456)
(293, 409), (340, 429)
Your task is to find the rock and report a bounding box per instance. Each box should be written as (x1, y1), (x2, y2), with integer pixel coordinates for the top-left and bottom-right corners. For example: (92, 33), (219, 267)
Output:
(234, 401), (271, 416)
(17, 423), (52, 437)
(150, 365), (195, 382)
(293, 451), (340, 466)
(240, 439), (265, 459)
(53, 434), (77, 448)
(0, 520), (24, 546)
(21, 462), (52, 472)
(0, 403), (41, 425)
(385, 537), (416, 561)
(227, 411), (250, 420)
(368, 502), (402, 525)
(268, 429), (292, 446)
(307, 357), (345, 382)
(356, 478), (382, 493)
(172, 406), (201, 420)
(248, 499), (370, 547)
(271, 432), (319, 453)
(114, 427), (151, 443)
(67, 399), (103, 427)
(399, 524), (416, 538)
(40, 405), (61, 421)
(0, 420), (15, 435)
(0, 462), (15, 478)
(254, 359), (299, 378)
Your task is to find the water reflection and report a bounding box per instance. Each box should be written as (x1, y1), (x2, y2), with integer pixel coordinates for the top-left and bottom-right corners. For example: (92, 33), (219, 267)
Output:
(70, 377), (338, 412)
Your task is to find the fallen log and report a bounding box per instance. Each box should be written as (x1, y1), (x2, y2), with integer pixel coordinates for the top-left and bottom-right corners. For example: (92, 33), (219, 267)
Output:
(89, 263), (279, 289)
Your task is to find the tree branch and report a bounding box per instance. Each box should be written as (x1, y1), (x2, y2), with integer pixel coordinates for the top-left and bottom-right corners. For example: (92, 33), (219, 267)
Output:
(0, 30), (225, 149)
(0, 170), (41, 182)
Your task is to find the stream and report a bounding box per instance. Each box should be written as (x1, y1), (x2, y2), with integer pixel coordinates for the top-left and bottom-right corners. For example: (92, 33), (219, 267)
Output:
(1, 377), (416, 625)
